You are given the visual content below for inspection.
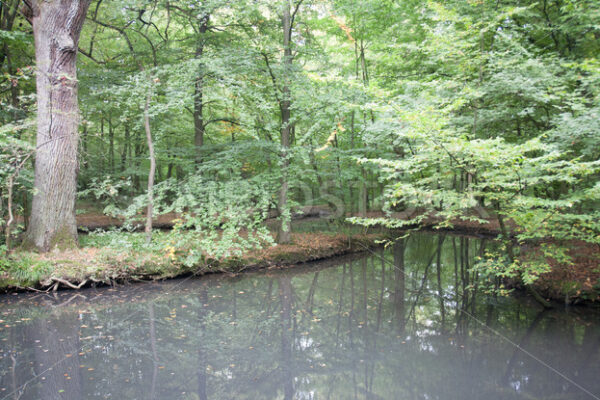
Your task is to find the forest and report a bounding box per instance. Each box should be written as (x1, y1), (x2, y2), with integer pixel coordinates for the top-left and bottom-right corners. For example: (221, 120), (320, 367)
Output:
(2, 1), (600, 399)
(0, 0), (599, 302)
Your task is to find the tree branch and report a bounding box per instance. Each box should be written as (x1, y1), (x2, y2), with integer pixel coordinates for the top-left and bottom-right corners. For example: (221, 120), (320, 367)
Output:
(78, 47), (106, 64)
(203, 118), (240, 129)
(20, 0), (36, 24)
(289, 0), (305, 38)
(261, 51), (282, 105)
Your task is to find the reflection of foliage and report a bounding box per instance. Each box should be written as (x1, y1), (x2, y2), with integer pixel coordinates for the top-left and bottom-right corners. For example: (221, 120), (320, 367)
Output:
(2, 233), (598, 399)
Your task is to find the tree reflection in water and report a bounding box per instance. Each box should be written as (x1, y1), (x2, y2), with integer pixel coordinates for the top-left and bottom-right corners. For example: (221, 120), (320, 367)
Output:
(1, 232), (599, 400)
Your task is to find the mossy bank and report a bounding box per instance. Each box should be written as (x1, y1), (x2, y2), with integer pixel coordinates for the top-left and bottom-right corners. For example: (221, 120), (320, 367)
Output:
(0, 231), (385, 293)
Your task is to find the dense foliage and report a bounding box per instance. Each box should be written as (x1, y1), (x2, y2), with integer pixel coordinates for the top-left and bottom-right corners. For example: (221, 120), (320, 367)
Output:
(1, 0), (599, 285)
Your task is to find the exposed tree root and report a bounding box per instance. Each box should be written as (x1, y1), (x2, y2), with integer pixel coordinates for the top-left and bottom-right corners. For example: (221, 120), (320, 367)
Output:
(50, 277), (89, 290)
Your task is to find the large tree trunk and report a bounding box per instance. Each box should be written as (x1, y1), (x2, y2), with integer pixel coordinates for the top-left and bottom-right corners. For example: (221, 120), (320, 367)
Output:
(276, 1), (293, 244)
(23, 0), (91, 252)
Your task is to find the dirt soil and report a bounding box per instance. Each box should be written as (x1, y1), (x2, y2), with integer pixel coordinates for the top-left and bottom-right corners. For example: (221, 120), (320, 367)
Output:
(523, 240), (600, 304)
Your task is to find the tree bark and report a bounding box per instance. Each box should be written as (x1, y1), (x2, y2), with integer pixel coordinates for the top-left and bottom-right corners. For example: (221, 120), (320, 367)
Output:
(24, 0), (91, 252)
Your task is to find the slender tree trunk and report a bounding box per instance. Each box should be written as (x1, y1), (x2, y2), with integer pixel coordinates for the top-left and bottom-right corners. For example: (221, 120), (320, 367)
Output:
(333, 133), (344, 195)
(359, 167), (367, 216)
(309, 144), (322, 205)
(144, 93), (156, 243)
(5, 174), (14, 252)
(99, 113), (105, 172)
(277, 1), (293, 244)
(472, 31), (484, 137)
(4, 46), (21, 122)
(128, 124), (133, 169)
(24, 0), (91, 252)
(193, 14), (209, 162)
(82, 122), (88, 170)
(108, 115), (114, 173)
(134, 135), (142, 192)
(349, 111), (355, 213)
(355, 38), (370, 217)
(122, 123), (129, 172)
(156, 163), (163, 183)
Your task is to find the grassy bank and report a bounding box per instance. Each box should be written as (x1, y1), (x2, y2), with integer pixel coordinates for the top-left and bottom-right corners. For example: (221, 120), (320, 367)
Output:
(0, 230), (385, 293)
(3, 210), (598, 304)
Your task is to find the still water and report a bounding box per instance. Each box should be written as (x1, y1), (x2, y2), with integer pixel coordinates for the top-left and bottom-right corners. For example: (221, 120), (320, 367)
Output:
(1, 232), (599, 400)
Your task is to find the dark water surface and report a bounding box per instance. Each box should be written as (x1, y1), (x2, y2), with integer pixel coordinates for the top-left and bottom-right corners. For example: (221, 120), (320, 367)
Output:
(1, 232), (599, 400)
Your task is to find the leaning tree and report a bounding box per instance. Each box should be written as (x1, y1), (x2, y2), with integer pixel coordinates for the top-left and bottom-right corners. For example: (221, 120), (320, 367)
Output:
(21, 0), (91, 251)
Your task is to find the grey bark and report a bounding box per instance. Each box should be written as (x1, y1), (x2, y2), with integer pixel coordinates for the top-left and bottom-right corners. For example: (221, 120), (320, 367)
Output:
(24, 0), (91, 252)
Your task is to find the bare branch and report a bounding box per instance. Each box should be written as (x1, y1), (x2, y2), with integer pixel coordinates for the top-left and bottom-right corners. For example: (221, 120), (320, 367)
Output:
(78, 47), (106, 64)
(289, 0), (305, 38)
(203, 118), (241, 129)
(20, 0), (37, 24)
(261, 52), (282, 105)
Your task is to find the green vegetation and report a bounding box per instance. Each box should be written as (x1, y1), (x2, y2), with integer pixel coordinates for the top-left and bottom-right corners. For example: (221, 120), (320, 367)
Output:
(1, 0), (599, 297)
(1, 227), (385, 291)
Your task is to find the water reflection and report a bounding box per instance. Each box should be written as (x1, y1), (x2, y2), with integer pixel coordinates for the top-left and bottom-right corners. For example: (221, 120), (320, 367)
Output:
(1, 232), (599, 399)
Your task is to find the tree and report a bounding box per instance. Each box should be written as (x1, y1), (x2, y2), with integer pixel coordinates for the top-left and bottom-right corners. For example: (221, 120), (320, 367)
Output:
(193, 11), (210, 159)
(347, 0), (600, 291)
(21, 0), (91, 252)
(276, 0), (294, 244)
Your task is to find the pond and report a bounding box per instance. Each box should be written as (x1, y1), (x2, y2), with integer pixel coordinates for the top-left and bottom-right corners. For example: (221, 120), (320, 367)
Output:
(1, 232), (599, 400)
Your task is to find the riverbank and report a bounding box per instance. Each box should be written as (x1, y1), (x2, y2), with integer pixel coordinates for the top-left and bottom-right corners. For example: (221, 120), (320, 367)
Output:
(2, 209), (598, 304)
(525, 240), (600, 304)
(0, 230), (385, 293)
